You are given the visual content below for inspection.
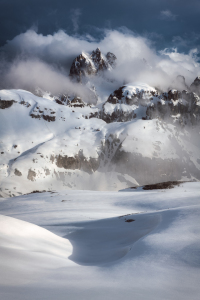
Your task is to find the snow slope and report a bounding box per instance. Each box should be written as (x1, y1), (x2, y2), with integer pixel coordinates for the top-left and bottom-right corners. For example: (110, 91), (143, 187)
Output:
(0, 182), (200, 299)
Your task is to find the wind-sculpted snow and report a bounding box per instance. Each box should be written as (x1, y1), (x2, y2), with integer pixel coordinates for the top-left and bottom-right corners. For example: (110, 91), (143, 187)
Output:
(67, 213), (161, 265)
(0, 182), (200, 299)
(0, 87), (200, 197)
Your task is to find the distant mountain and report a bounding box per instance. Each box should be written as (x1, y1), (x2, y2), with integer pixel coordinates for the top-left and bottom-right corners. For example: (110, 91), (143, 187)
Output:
(69, 48), (117, 82)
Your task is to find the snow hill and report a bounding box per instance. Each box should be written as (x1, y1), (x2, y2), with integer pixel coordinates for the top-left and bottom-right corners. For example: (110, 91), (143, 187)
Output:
(0, 182), (200, 299)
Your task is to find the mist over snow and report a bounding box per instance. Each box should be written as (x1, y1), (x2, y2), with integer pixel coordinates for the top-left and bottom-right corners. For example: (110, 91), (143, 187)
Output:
(0, 28), (200, 100)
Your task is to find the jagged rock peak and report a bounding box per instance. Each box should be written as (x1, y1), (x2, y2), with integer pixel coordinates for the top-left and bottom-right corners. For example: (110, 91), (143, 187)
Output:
(90, 48), (109, 72)
(69, 48), (117, 82)
(190, 76), (200, 95)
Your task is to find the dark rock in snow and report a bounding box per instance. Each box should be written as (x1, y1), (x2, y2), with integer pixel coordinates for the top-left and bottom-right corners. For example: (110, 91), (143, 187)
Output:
(14, 169), (22, 176)
(27, 169), (36, 181)
(0, 99), (17, 109)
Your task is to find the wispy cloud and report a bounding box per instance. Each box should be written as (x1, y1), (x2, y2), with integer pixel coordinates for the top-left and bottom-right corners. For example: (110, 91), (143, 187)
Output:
(160, 10), (177, 21)
(0, 28), (199, 96)
(70, 8), (82, 32)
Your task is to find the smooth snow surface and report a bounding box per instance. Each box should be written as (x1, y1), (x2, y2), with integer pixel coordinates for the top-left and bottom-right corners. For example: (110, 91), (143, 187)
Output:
(0, 182), (200, 300)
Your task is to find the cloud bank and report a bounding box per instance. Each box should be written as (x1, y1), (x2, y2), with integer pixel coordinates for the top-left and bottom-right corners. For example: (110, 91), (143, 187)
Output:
(0, 28), (199, 101)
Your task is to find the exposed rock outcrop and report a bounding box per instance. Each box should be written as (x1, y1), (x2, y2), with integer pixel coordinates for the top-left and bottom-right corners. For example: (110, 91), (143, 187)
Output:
(14, 169), (22, 176)
(55, 151), (100, 174)
(30, 106), (56, 122)
(0, 99), (17, 109)
(27, 169), (36, 181)
(98, 83), (200, 126)
(69, 48), (116, 82)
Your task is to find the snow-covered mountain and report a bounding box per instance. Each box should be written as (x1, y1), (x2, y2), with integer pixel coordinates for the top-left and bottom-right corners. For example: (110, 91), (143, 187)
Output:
(0, 48), (200, 197)
(0, 78), (200, 197)
(1, 46), (200, 300)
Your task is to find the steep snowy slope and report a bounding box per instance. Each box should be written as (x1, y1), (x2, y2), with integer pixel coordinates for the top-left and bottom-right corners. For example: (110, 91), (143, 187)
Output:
(0, 85), (200, 197)
(0, 182), (200, 300)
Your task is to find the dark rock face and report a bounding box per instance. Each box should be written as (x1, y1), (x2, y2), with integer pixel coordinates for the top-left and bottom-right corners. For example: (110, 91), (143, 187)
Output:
(69, 53), (96, 83)
(55, 94), (69, 106)
(42, 115), (56, 122)
(167, 90), (180, 101)
(142, 181), (183, 190)
(107, 86), (125, 104)
(101, 107), (136, 123)
(0, 99), (16, 109)
(55, 99), (64, 105)
(70, 97), (85, 108)
(90, 48), (109, 72)
(69, 48), (116, 82)
(190, 77), (200, 95)
(55, 151), (100, 174)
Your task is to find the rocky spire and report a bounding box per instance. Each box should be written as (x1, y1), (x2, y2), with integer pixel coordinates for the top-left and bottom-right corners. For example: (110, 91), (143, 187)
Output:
(69, 48), (117, 82)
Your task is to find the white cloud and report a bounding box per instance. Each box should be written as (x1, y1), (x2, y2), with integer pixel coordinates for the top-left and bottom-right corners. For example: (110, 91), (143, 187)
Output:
(160, 10), (177, 20)
(0, 28), (199, 98)
(70, 8), (82, 32)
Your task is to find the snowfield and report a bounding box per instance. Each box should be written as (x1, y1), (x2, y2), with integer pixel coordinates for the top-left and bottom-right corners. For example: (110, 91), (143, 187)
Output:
(0, 182), (200, 300)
